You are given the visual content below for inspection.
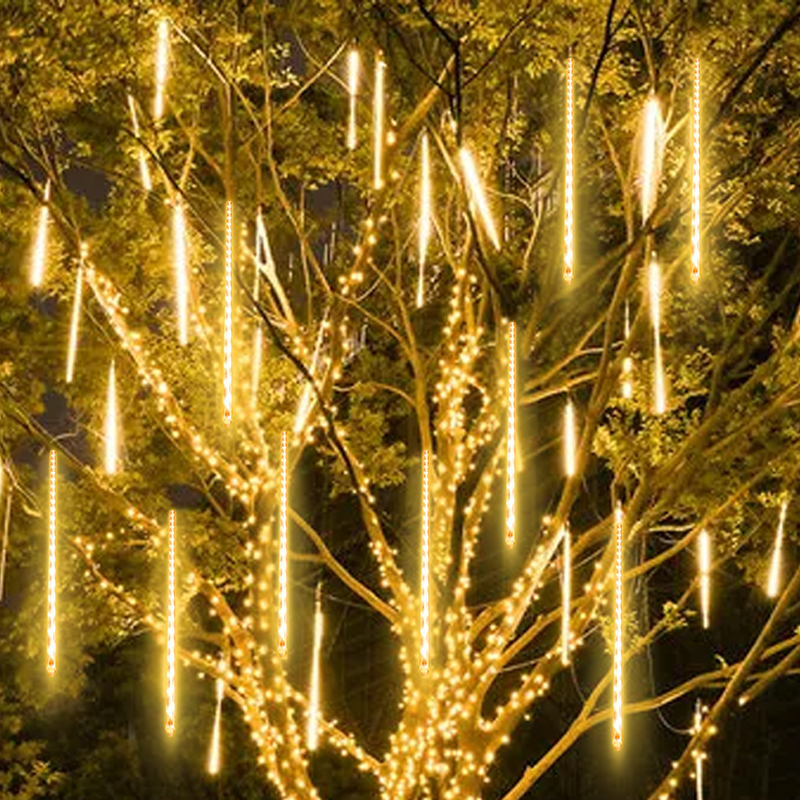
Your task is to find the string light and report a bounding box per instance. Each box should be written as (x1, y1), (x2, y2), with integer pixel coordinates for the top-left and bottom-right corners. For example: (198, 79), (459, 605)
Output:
(31, 180), (50, 287)
(223, 200), (233, 427)
(767, 500), (788, 599)
(278, 432), (288, 657)
(66, 253), (84, 385)
(622, 301), (633, 400)
(506, 323), (516, 548)
(564, 57), (574, 283)
(564, 398), (576, 478)
(173, 201), (189, 346)
(459, 146), (501, 250)
(208, 669), (224, 774)
(347, 48), (359, 150)
(691, 58), (701, 284)
(698, 529), (711, 629)
(613, 502), (623, 750)
(166, 510), (176, 736)
(373, 54), (386, 190)
(127, 95), (152, 191)
(307, 584), (324, 750)
(561, 523), (571, 665)
(417, 130), (431, 309)
(650, 253), (666, 414)
(154, 19), (169, 121)
(47, 450), (56, 677)
(104, 360), (119, 474)
(420, 450), (430, 674)
(639, 95), (665, 224)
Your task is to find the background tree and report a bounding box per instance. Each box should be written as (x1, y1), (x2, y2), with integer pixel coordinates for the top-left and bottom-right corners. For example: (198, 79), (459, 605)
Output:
(3, 1), (800, 798)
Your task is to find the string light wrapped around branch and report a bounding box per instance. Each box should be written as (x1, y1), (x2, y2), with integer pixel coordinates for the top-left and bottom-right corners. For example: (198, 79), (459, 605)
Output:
(420, 450), (430, 674)
(46, 450), (57, 676)
(166, 510), (176, 736)
(564, 56), (574, 283)
(506, 323), (516, 548)
(278, 432), (288, 656)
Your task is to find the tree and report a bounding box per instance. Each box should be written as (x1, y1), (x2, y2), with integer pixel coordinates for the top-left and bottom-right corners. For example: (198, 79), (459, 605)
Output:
(3, 1), (800, 798)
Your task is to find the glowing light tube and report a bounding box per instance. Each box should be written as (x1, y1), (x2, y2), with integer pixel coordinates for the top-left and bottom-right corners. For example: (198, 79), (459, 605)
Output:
(417, 130), (431, 309)
(698, 529), (711, 629)
(420, 450), (430, 674)
(154, 19), (169, 121)
(47, 450), (57, 676)
(564, 398), (576, 478)
(127, 95), (152, 191)
(278, 432), (288, 656)
(692, 59), (701, 285)
(166, 510), (176, 735)
(223, 201), (233, 427)
(31, 180), (50, 287)
(767, 500), (788, 599)
(373, 55), (386, 190)
(650, 254), (666, 414)
(459, 147), (501, 251)
(694, 700), (704, 800)
(347, 49), (359, 150)
(208, 672), (223, 774)
(639, 95), (664, 224)
(613, 503), (623, 750)
(307, 584), (324, 750)
(506, 323), (516, 548)
(564, 57), (574, 283)
(561, 523), (571, 665)
(104, 360), (118, 474)
(622, 301), (633, 400)
(66, 261), (84, 384)
(173, 202), (189, 346)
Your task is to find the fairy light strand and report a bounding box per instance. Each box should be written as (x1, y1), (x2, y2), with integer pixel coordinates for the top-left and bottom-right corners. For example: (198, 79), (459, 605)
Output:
(347, 48), (359, 150)
(173, 201), (189, 346)
(373, 54), (386, 190)
(613, 503), (623, 750)
(166, 510), (176, 735)
(154, 19), (169, 121)
(278, 432), (288, 656)
(104, 360), (118, 474)
(127, 95), (152, 191)
(420, 450), (430, 674)
(417, 130), (431, 309)
(46, 450), (56, 676)
(307, 584), (324, 750)
(561, 523), (571, 665)
(66, 255), (84, 384)
(223, 200), (233, 427)
(767, 500), (788, 599)
(564, 57), (574, 283)
(31, 180), (50, 287)
(459, 146), (501, 251)
(650, 253), (666, 414)
(691, 58), (701, 284)
(506, 323), (516, 548)
(698, 529), (711, 629)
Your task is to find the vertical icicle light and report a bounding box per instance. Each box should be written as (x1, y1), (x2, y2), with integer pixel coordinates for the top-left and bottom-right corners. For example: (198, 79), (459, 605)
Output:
(459, 147), (501, 251)
(66, 253), (84, 384)
(564, 56), (574, 283)
(767, 500), (788, 599)
(420, 450), (430, 674)
(173, 201), (189, 346)
(373, 54), (386, 190)
(639, 95), (665, 224)
(166, 510), (176, 735)
(278, 432), (288, 657)
(127, 95), (152, 191)
(46, 450), (57, 677)
(223, 201), (233, 427)
(347, 48), (359, 150)
(506, 323), (516, 548)
(564, 398), (576, 478)
(31, 180), (50, 287)
(613, 503), (624, 750)
(698, 529), (711, 629)
(104, 360), (118, 475)
(622, 301), (633, 400)
(307, 584), (324, 750)
(207, 669), (224, 774)
(691, 58), (701, 284)
(693, 700), (705, 800)
(649, 254), (666, 414)
(417, 131), (431, 309)
(561, 523), (571, 666)
(154, 19), (169, 121)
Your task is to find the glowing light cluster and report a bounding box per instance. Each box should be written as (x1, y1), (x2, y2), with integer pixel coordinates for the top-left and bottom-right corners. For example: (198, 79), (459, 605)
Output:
(373, 55), (386, 190)
(154, 19), (169, 121)
(420, 450), (430, 674)
(173, 202), (189, 346)
(208, 671), (224, 774)
(459, 147), (501, 251)
(104, 360), (119, 474)
(307, 584), (324, 750)
(698, 529), (711, 629)
(417, 131), (431, 309)
(506, 323), (516, 548)
(31, 180), (50, 287)
(564, 57), (574, 283)
(66, 256), (84, 384)
(564, 398), (576, 478)
(613, 503), (623, 750)
(166, 510), (176, 736)
(649, 254), (666, 414)
(639, 95), (664, 224)
(127, 95), (152, 191)
(47, 450), (57, 676)
(223, 201), (233, 427)
(767, 500), (788, 599)
(347, 49), (359, 150)
(278, 432), (288, 656)
(561, 523), (571, 665)
(691, 58), (701, 284)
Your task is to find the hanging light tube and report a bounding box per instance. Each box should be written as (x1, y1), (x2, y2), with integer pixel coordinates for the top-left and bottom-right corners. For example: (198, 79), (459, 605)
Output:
(417, 130), (431, 309)
(691, 59), (701, 284)
(373, 55), (386, 190)
(561, 523), (571, 665)
(564, 56), (574, 283)
(506, 323), (516, 548)
(46, 450), (57, 676)
(166, 510), (176, 735)
(420, 450), (430, 674)
(347, 49), (359, 150)
(127, 95), (152, 191)
(154, 19), (169, 121)
(173, 201), (189, 346)
(66, 257), (84, 384)
(613, 503), (623, 750)
(459, 146), (501, 251)
(307, 584), (324, 749)
(223, 201), (233, 427)
(564, 398), (576, 478)
(278, 432), (288, 656)
(650, 254), (666, 414)
(31, 180), (51, 287)
(767, 500), (788, 599)
(104, 360), (119, 474)
(698, 529), (711, 629)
